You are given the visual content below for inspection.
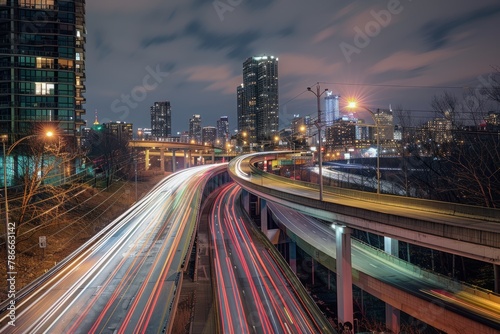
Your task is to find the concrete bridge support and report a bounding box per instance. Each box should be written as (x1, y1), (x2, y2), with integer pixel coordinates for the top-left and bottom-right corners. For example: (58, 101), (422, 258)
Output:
(160, 148), (165, 172)
(289, 239), (297, 274)
(384, 237), (401, 333)
(145, 149), (150, 171)
(241, 189), (250, 216)
(336, 225), (353, 326)
(183, 150), (189, 168)
(260, 198), (268, 235)
(172, 149), (177, 173)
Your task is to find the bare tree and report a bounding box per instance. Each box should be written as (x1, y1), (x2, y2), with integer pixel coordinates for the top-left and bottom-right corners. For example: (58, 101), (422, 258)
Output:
(428, 86), (500, 207)
(480, 67), (500, 104)
(431, 91), (459, 127)
(7, 136), (84, 239)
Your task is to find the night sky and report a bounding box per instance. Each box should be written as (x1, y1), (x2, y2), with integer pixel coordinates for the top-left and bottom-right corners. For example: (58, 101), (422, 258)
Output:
(84, 0), (500, 134)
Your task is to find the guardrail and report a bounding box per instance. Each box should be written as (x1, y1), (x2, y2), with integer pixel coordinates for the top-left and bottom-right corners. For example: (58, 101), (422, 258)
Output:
(353, 239), (500, 304)
(231, 152), (500, 223)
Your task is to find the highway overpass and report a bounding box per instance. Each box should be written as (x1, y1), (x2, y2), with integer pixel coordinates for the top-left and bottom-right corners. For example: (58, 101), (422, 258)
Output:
(228, 151), (500, 333)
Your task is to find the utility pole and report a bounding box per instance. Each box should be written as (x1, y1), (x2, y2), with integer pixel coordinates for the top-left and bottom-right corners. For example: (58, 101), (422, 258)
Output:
(307, 83), (328, 201)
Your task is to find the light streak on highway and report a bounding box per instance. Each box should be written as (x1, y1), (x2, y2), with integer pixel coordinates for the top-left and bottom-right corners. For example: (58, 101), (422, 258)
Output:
(210, 183), (332, 334)
(0, 164), (225, 333)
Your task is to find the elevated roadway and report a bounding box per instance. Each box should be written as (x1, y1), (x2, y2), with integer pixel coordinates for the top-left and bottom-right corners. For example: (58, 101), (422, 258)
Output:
(228, 151), (500, 333)
(228, 152), (500, 264)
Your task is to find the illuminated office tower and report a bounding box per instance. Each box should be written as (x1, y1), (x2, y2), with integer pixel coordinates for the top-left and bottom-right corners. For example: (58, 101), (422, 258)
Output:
(324, 92), (340, 126)
(150, 101), (171, 138)
(237, 55), (279, 144)
(189, 114), (202, 143)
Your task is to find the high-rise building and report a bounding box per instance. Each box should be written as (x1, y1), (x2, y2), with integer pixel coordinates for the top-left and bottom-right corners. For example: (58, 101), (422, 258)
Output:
(150, 101), (171, 138)
(189, 114), (202, 143)
(324, 92), (340, 126)
(237, 55), (279, 145)
(202, 126), (217, 146)
(216, 116), (229, 147)
(372, 108), (394, 142)
(0, 0), (86, 147)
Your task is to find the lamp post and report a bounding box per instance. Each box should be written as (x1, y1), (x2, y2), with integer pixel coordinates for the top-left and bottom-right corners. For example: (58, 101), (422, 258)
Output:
(2, 131), (54, 286)
(291, 125), (306, 179)
(348, 102), (381, 194)
(307, 84), (329, 201)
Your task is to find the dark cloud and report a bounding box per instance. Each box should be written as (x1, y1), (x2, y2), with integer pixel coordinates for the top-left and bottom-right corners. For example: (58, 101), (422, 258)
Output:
(421, 4), (500, 50)
(141, 34), (178, 48)
(242, 0), (278, 11)
(183, 19), (261, 59)
(277, 25), (296, 38)
(369, 66), (429, 83)
(93, 30), (112, 59)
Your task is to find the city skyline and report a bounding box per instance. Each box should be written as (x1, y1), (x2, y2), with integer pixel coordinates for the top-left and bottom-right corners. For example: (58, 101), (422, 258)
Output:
(84, 0), (500, 134)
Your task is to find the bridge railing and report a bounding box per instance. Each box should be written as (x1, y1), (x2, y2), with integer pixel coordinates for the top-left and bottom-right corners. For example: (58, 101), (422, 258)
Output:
(353, 238), (500, 304)
(243, 154), (500, 223)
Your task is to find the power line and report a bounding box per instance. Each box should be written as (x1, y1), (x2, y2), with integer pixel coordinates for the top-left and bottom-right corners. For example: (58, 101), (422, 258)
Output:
(318, 81), (472, 90)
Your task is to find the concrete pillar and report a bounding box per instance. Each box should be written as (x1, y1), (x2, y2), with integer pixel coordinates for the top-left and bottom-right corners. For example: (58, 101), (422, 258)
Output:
(260, 198), (268, 235)
(184, 150), (191, 168)
(336, 225), (353, 326)
(384, 236), (399, 257)
(241, 189), (250, 215)
(172, 149), (176, 173)
(384, 236), (401, 333)
(386, 304), (401, 334)
(160, 148), (165, 172)
(495, 264), (500, 293)
(311, 258), (315, 286)
(145, 149), (150, 171)
(289, 240), (297, 274)
(212, 150), (215, 164)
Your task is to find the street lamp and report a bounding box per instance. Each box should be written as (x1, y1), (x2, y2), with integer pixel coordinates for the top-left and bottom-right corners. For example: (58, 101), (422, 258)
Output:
(2, 131), (54, 291)
(348, 102), (381, 194)
(307, 84), (329, 201)
(291, 125), (306, 179)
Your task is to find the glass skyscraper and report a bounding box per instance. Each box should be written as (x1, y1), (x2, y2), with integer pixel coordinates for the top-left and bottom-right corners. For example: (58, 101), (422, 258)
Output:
(238, 56), (279, 144)
(324, 91), (340, 126)
(150, 101), (171, 138)
(0, 0), (86, 147)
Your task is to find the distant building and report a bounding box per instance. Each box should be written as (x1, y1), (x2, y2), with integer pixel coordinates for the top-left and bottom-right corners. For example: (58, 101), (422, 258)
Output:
(237, 55), (279, 145)
(324, 92), (340, 126)
(421, 118), (453, 144)
(485, 111), (500, 131)
(325, 118), (358, 152)
(103, 121), (133, 142)
(371, 109), (394, 142)
(137, 127), (152, 140)
(150, 101), (171, 138)
(179, 131), (190, 143)
(0, 0), (87, 147)
(217, 116), (230, 147)
(202, 126), (217, 146)
(189, 114), (202, 143)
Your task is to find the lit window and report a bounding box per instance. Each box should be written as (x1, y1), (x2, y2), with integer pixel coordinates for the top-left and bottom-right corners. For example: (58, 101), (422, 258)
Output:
(35, 82), (55, 95)
(19, 0), (54, 8)
(36, 57), (54, 69)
